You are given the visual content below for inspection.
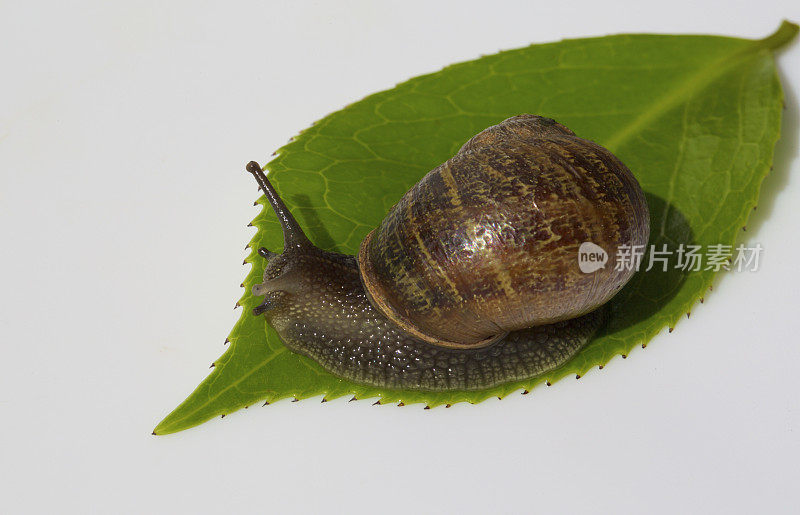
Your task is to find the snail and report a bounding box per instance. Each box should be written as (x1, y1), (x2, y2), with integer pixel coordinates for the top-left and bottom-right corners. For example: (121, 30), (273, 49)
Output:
(245, 114), (649, 391)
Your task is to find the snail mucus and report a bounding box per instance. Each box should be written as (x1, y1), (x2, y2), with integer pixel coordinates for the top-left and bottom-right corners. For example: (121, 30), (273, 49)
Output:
(245, 115), (649, 391)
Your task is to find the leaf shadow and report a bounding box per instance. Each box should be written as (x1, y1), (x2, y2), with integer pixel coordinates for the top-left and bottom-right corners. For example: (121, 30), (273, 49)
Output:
(291, 193), (339, 252)
(601, 191), (695, 336)
(599, 58), (798, 339)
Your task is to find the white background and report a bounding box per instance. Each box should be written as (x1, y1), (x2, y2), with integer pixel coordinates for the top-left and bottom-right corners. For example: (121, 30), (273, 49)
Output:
(2, 1), (799, 514)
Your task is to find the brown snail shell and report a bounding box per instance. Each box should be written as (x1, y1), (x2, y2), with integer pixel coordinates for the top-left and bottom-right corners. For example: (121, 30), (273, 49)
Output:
(358, 114), (649, 349)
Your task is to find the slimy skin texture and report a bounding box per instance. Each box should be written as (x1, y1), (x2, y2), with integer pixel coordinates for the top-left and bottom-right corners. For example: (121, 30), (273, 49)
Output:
(244, 113), (644, 392)
(254, 245), (605, 391)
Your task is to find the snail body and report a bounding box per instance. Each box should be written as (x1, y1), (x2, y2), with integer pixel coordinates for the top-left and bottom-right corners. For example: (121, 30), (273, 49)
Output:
(246, 115), (649, 391)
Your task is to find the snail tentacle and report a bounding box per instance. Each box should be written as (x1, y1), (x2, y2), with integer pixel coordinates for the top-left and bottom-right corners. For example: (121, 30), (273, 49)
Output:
(246, 161), (311, 251)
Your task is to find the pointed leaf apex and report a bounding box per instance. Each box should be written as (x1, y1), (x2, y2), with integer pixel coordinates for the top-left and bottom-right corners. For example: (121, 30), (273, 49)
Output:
(760, 20), (799, 50)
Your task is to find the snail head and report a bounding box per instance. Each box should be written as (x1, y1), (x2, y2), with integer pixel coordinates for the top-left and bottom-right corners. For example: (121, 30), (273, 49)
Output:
(245, 161), (318, 316)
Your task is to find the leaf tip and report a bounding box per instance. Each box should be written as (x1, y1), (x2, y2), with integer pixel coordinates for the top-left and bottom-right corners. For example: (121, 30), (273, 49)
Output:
(760, 20), (799, 50)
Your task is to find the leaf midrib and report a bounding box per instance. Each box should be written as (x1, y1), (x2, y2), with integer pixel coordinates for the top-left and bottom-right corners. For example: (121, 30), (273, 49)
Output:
(605, 37), (769, 152)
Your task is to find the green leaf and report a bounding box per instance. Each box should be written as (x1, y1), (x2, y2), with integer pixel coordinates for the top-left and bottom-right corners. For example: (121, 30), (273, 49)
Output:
(155, 21), (797, 434)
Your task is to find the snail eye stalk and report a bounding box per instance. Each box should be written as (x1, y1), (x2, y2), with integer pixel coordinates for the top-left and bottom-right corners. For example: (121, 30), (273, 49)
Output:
(245, 161), (312, 251)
